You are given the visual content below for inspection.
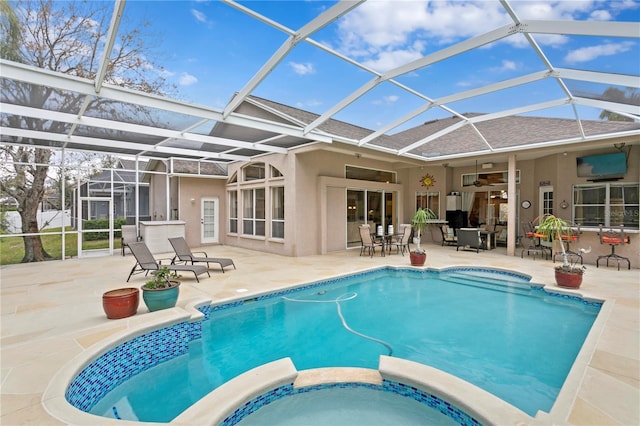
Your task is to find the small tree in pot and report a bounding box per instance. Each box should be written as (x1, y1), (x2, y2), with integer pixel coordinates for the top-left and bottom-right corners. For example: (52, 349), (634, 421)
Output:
(536, 214), (588, 288)
(141, 266), (181, 312)
(410, 207), (437, 266)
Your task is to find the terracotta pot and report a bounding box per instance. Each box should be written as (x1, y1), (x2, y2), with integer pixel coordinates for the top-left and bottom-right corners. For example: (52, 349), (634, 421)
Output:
(410, 251), (427, 266)
(102, 288), (139, 319)
(141, 281), (180, 312)
(554, 269), (583, 288)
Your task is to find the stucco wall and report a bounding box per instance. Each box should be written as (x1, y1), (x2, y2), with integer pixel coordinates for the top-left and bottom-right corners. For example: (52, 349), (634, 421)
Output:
(148, 142), (638, 266)
(177, 176), (228, 248)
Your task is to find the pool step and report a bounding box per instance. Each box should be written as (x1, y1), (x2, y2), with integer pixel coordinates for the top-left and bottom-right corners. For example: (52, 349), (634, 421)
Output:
(441, 271), (533, 295)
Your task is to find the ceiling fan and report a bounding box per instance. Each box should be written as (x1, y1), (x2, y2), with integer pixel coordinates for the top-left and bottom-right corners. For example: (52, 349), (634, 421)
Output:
(473, 160), (483, 187)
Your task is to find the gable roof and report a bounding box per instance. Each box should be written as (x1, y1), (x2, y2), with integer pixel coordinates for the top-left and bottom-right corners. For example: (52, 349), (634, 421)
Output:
(244, 96), (640, 161)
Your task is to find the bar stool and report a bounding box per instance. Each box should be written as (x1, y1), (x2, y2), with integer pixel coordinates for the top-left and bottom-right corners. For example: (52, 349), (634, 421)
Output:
(520, 222), (549, 260)
(553, 224), (583, 265)
(597, 224), (631, 270)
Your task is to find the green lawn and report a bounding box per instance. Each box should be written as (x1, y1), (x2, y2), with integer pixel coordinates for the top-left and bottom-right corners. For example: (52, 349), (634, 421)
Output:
(0, 228), (122, 265)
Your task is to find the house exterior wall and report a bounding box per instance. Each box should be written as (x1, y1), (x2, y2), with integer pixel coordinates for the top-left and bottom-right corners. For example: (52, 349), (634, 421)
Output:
(147, 140), (638, 267)
(225, 152), (292, 256)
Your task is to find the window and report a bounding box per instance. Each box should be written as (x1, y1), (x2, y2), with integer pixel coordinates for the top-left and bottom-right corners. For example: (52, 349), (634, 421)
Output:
(271, 165), (283, 178)
(462, 170), (520, 187)
(573, 183), (639, 228)
(243, 188), (265, 236)
(416, 191), (440, 217)
(229, 191), (238, 233)
(243, 163), (266, 181)
(346, 165), (396, 183)
(272, 187), (284, 238)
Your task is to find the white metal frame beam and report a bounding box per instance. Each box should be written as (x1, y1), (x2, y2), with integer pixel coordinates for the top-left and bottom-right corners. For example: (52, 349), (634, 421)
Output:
(1, 60), (334, 145)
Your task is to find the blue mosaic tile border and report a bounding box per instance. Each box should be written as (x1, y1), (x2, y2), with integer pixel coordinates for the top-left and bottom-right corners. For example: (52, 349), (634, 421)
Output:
(220, 380), (483, 426)
(66, 317), (204, 412)
(531, 286), (603, 307)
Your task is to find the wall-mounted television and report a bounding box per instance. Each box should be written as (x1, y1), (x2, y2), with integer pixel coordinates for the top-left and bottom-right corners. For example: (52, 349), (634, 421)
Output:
(576, 151), (627, 179)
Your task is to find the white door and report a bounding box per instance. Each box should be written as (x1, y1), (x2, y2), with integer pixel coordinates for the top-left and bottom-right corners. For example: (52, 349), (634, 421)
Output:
(201, 197), (219, 244)
(539, 186), (554, 217)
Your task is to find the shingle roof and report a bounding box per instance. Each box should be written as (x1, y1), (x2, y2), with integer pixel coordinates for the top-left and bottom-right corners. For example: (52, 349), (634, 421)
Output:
(247, 96), (640, 158)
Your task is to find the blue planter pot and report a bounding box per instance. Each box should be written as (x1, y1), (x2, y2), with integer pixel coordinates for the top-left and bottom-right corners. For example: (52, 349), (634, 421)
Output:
(141, 281), (180, 312)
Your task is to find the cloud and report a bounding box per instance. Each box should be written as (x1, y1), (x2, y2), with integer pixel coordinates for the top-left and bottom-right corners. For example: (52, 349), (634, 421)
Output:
(289, 62), (315, 75)
(179, 73), (198, 86)
(333, 1), (627, 72)
(590, 10), (612, 20)
(372, 95), (399, 106)
(295, 99), (323, 109)
(191, 9), (207, 24)
(565, 41), (635, 63)
(489, 59), (519, 73)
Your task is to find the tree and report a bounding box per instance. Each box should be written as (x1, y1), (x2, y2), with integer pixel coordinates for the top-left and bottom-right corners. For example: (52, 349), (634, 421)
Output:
(598, 87), (639, 122)
(0, 0), (174, 262)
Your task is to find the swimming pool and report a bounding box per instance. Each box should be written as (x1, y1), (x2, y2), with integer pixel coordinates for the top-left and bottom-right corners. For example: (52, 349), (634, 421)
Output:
(61, 267), (601, 423)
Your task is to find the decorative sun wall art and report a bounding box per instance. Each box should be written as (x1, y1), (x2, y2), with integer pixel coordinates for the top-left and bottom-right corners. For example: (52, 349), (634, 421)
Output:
(420, 173), (436, 189)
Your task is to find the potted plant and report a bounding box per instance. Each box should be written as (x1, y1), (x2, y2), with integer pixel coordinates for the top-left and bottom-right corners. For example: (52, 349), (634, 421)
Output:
(102, 287), (139, 319)
(536, 214), (587, 288)
(140, 266), (181, 312)
(410, 207), (437, 266)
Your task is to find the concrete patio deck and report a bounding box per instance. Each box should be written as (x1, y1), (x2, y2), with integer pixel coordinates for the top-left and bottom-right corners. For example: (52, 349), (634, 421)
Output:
(1, 243), (638, 425)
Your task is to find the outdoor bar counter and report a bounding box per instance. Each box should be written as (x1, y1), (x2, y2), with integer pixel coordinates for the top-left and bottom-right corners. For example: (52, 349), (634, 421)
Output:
(555, 227), (638, 270)
(428, 224), (638, 269)
(139, 220), (186, 254)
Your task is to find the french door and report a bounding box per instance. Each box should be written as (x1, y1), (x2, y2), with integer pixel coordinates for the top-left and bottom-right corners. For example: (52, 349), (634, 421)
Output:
(201, 197), (219, 244)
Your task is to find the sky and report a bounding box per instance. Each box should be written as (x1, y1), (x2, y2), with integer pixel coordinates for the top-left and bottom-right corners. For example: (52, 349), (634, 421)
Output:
(116, 0), (639, 133)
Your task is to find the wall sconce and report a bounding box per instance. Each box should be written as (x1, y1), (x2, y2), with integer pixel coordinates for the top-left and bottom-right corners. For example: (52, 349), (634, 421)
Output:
(560, 200), (568, 209)
(190, 198), (195, 204)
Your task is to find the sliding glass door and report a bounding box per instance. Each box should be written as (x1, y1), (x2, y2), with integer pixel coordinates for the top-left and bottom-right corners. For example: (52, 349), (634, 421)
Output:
(347, 189), (397, 248)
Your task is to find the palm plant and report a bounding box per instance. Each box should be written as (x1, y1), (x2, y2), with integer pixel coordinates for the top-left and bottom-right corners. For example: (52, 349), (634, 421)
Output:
(536, 214), (586, 274)
(411, 207), (437, 254)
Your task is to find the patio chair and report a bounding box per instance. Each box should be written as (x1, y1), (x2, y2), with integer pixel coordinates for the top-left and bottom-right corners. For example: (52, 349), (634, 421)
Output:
(597, 224), (630, 270)
(388, 224), (412, 255)
(120, 225), (140, 256)
(359, 225), (383, 257)
(456, 228), (483, 253)
(440, 225), (457, 246)
(168, 237), (236, 273)
(126, 241), (210, 283)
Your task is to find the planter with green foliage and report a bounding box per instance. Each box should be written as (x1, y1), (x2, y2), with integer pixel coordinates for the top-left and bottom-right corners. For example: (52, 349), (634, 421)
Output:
(141, 266), (181, 312)
(410, 207), (437, 266)
(536, 214), (587, 288)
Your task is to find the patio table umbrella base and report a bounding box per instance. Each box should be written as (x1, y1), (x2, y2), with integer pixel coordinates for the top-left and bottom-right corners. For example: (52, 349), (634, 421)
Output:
(102, 288), (139, 319)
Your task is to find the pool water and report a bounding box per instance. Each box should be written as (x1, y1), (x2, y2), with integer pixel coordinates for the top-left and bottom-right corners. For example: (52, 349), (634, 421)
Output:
(90, 268), (600, 422)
